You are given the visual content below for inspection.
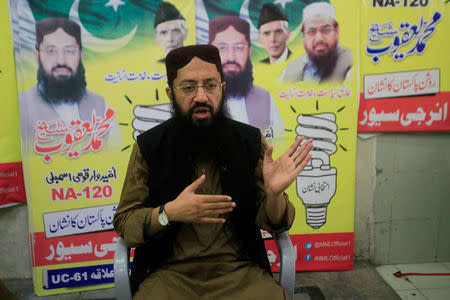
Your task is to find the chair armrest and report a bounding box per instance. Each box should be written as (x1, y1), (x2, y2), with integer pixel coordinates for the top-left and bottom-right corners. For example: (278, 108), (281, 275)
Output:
(114, 236), (132, 300)
(275, 231), (296, 300)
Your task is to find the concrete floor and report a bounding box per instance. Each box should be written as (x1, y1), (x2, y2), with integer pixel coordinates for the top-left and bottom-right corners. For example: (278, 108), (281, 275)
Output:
(291, 260), (400, 300)
(1, 260), (399, 300)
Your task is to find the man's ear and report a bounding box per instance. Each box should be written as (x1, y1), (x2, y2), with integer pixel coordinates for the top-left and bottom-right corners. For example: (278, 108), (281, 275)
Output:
(166, 86), (173, 100)
(34, 49), (39, 64)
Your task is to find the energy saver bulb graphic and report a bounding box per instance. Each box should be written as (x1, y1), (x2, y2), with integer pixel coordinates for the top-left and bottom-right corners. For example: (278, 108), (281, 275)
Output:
(296, 113), (338, 229)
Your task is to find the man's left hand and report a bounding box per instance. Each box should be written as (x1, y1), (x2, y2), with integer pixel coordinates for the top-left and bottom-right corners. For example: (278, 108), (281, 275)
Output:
(263, 137), (313, 198)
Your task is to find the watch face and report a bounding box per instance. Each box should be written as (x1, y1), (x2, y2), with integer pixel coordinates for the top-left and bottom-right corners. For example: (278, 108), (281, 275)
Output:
(158, 213), (169, 226)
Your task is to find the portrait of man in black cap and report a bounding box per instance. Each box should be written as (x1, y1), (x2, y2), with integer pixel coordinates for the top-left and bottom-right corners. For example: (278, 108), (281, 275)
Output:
(154, 2), (188, 63)
(258, 3), (291, 64)
(209, 16), (285, 141)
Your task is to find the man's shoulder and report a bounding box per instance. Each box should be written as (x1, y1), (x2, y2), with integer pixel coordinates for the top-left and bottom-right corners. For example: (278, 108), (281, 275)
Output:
(286, 53), (307, 68)
(279, 54), (308, 82)
(224, 118), (261, 156)
(226, 117), (258, 132)
(83, 89), (106, 102)
(224, 118), (261, 141)
(19, 85), (40, 100)
(19, 85), (48, 109)
(249, 84), (270, 98)
(337, 45), (352, 61)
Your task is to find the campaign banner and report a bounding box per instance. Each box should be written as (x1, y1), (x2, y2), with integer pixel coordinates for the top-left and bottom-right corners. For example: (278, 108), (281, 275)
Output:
(11, 0), (195, 295)
(358, 0), (450, 132)
(11, 0), (358, 295)
(197, 0), (358, 271)
(0, 1), (26, 208)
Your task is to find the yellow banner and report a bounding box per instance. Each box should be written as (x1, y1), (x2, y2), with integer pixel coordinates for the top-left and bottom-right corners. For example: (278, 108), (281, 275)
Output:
(12, 0), (359, 294)
(0, 0), (25, 207)
(359, 0), (450, 131)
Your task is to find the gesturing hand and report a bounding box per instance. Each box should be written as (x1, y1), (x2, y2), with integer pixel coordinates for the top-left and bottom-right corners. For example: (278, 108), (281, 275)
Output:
(263, 137), (313, 197)
(165, 175), (235, 223)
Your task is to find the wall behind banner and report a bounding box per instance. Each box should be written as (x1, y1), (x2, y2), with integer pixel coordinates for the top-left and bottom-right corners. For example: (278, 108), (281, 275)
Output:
(358, 0), (450, 265)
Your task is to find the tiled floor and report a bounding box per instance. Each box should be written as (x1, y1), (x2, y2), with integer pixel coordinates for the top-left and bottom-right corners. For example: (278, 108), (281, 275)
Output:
(376, 262), (450, 300)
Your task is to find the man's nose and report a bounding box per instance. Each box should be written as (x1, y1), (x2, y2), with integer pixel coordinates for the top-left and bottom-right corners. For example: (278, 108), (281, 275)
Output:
(193, 86), (208, 102)
(169, 31), (175, 42)
(314, 31), (324, 41)
(269, 32), (276, 42)
(56, 51), (65, 64)
(222, 49), (236, 62)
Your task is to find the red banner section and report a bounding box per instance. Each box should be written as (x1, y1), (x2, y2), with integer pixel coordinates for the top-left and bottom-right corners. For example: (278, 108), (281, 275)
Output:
(358, 92), (450, 132)
(32, 231), (118, 267)
(0, 162), (26, 207)
(265, 233), (354, 272)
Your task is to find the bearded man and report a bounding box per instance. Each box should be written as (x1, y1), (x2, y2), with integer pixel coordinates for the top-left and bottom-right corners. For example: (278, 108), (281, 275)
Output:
(19, 17), (120, 147)
(279, 2), (352, 83)
(113, 45), (313, 299)
(209, 16), (284, 140)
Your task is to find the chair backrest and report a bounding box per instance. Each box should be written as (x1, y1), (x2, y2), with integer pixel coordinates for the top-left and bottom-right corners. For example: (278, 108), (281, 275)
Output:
(113, 231), (296, 300)
(113, 237), (132, 300)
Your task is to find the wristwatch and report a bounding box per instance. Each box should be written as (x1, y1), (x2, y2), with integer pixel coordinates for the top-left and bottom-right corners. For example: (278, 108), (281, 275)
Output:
(158, 204), (169, 226)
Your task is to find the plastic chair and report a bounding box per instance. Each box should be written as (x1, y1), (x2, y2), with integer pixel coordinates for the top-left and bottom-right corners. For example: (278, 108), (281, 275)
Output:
(114, 231), (296, 299)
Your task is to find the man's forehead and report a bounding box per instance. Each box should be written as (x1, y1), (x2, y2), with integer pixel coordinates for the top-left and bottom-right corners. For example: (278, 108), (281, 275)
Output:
(213, 26), (247, 44)
(157, 19), (184, 30)
(260, 20), (286, 31)
(42, 28), (77, 46)
(303, 17), (335, 28)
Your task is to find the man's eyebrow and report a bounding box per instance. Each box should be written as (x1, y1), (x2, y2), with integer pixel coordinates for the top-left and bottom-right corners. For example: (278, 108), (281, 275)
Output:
(178, 79), (197, 85)
(178, 77), (219, 85)
(203, 77), (219, 82)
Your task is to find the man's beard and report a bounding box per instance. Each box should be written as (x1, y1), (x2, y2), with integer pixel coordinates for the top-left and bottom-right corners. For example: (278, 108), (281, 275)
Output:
(37, 59), (87, 104)
(308, 46), (338, 80)
(223, 60), (253, 98)
(171, 89), (227, 128)
(171, 90), (229, 151)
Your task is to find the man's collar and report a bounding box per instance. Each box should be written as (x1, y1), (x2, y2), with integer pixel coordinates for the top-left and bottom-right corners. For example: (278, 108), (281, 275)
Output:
(270, 47), (289, 64)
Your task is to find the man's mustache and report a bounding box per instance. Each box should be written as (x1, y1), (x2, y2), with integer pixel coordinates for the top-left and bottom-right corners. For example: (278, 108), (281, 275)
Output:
(313, 42), (329, 49)
(189, 102), (213, 114)
(51, 64), (73, 73)
(223, 61), (241, 69)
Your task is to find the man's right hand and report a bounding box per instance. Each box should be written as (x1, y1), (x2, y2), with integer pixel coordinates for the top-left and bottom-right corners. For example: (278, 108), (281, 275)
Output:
(165, 175), (235, 223)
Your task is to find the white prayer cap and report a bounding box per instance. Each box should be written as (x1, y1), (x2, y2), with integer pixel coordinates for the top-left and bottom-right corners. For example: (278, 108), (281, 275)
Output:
(302, 2), (336, 22)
